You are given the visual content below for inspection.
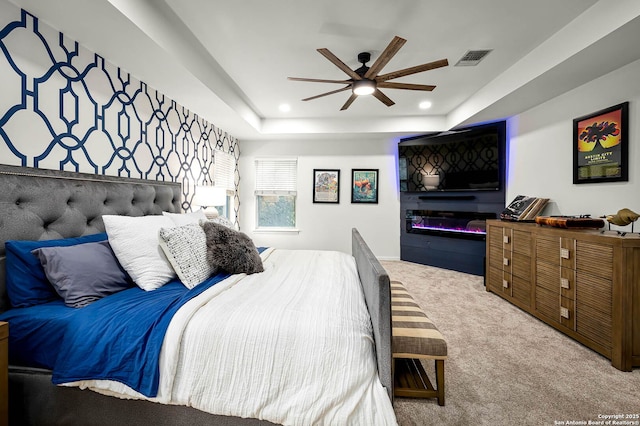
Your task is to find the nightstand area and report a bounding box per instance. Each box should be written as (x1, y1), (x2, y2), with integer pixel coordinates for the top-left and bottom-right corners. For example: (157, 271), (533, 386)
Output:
(0, 321), (7, 426)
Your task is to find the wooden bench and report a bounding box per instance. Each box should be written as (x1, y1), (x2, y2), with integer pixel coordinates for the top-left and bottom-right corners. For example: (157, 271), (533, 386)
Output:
(391, 280), (447, 406)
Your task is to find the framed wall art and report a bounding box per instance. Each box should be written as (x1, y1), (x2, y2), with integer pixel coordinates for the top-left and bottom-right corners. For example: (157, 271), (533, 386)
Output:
(573, 102), (628, 184)
(313, 169), (340, 203)
(351, 169), (378, 204)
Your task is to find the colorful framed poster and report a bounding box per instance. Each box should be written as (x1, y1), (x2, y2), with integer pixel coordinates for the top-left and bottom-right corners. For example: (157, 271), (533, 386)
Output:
(313, 169), (340, 203)
(351, 169), (378, 204)
(573, 102), (628, 184)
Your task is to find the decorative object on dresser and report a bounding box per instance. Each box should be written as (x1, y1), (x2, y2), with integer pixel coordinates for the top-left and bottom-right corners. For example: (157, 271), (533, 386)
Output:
(535, 215), (605, 229)
(501, 195), (549, 221)
(485, 219), (640, 371)
(602, 208), (640, 233)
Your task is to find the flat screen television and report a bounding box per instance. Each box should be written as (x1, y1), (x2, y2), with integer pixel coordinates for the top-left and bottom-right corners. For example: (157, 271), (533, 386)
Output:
(398, 121), (506, 192)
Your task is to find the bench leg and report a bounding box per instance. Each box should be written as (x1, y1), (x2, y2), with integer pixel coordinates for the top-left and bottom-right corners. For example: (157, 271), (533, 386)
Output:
(393, 358), (445, 406)
(435, 359), (445, 406)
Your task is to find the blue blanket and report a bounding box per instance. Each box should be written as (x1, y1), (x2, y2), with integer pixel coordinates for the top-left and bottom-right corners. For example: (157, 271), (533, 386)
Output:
(1, 271), (235, 397)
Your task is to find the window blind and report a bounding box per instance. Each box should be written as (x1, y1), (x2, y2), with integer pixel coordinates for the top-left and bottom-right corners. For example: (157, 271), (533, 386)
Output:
(255, 158), (298, 195)
(213, 150), (235, 191)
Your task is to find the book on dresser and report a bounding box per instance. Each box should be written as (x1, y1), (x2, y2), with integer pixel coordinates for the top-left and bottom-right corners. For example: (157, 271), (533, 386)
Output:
(500, 195), (549, 221)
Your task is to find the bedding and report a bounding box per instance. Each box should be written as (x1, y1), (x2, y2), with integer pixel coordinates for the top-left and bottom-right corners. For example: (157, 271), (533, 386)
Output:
(201, 220), (264, 274)
(0, 165), (394, 426)
(206, 214), (235, 229)
(163, 209), (209, 226)
(32, 240), (132, 307)
(0, 270), (235, 395)
(102, 214), (177, 291)
(159, 223), (214, 288)
(5, 233), (108, 308)
(5, 248), (396, 425)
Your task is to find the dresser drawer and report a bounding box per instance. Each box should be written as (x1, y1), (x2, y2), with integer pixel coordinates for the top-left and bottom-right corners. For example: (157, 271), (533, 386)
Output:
(536, 260), (559, 293)
(512, 230), (532, 256)
(560, 296), (575, 330)
(511, 275), (531, 307)
(535, 286), (559, 324)
(536, 235), (559, 264)
(576, 302), (612, 350)
(488, 225), (507, 248)
(512, 251), (531, 280)
(576, 241), (613, 279)
(488, 267), (511, 296)
(489, 246), (508, 270)
(576, 272), (612, 316)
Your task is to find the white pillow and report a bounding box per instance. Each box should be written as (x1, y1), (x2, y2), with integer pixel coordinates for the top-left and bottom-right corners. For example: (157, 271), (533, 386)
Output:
(163, 209), (208, 226)
(103, 215), (176, 291)
(159, 224), (215, 289)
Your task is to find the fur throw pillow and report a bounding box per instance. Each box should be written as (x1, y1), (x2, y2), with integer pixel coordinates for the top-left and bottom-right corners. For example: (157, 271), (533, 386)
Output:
(200, 221), (264, 275)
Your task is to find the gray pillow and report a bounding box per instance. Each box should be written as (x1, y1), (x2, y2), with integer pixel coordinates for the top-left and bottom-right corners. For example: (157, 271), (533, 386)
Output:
(32, 240), (132, 308)
(200, 221), (264, 275)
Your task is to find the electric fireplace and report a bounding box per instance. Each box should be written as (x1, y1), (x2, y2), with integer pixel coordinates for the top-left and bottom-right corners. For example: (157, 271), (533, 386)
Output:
(406, 210), (497, 241)
(398, 121), (506, 275)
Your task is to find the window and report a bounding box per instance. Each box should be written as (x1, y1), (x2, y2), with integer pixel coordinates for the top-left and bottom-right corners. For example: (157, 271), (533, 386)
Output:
(213, 150), (236, 219)
(255, 158), (297, 229)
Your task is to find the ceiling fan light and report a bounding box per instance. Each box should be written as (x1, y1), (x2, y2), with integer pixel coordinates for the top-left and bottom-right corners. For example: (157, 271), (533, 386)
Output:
(352, 80), (376, 96)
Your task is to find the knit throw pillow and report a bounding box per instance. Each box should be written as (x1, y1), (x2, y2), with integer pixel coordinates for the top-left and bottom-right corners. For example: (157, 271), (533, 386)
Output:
(159, 223), (215, 288)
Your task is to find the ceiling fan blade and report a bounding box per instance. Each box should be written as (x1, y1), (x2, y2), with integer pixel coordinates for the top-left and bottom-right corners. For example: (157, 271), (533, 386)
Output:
(373, 89), (395, 107)
(364, 36), (406, 79)
(340, 93), (358, 111)
(377, 82), (436, 91)
(302, 86), (351, 102)
(376, 58), (449, 82)
(288, 77), (352, 84)
(317, 48), (362, 80)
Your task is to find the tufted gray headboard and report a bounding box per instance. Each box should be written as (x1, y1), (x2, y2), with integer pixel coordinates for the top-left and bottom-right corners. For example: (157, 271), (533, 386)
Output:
(0, 164), (182, 312)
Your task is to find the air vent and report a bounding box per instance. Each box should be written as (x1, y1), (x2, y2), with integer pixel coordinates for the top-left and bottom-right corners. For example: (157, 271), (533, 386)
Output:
(455, 49), (492, 66)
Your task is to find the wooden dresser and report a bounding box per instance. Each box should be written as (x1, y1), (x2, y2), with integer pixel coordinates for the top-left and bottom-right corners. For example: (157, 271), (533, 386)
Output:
(0, 321), (7, 426)
(485, 220), (640, 371)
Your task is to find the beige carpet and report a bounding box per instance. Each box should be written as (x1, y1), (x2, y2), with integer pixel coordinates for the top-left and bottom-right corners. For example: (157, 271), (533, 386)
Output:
(381, 260), (640, 426)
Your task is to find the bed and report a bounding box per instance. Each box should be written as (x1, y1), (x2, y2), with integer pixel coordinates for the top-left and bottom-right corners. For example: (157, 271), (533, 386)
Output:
(0, 164), (395, 425)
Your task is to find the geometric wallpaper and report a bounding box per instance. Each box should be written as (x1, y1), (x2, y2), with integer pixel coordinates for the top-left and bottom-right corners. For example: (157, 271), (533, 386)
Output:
(0, 6), (240, 220)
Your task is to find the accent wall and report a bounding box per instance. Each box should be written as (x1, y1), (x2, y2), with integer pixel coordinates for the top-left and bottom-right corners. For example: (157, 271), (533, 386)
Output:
(0, 5), (239, 218)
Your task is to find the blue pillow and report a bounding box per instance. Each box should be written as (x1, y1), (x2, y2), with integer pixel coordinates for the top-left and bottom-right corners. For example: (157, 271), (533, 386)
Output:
(5, 233), (108, 308)
(32, 240), (133, 308)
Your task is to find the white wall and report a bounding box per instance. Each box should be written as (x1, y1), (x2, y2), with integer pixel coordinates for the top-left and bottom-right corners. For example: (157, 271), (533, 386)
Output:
(506, 58), (640, 232)
(238, 137), (401, 259)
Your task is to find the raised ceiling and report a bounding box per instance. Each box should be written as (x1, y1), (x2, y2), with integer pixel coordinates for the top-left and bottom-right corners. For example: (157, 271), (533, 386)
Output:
(7, 0), (640, 140)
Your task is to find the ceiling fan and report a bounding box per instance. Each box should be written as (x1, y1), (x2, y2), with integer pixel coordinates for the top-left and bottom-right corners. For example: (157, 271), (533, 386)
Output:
(288, 36), (448, 111)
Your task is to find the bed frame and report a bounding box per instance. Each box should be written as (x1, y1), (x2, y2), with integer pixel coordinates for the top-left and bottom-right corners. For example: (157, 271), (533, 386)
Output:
(0, 164), (392, 425)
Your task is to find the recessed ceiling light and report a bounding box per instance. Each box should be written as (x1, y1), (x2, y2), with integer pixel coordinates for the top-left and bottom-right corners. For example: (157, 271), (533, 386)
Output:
(419, 101), (432, 110)
(279, 103), (291, 112)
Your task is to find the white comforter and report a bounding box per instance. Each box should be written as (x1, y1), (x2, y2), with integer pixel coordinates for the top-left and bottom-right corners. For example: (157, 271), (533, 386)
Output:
(65, 248), (397, 425)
